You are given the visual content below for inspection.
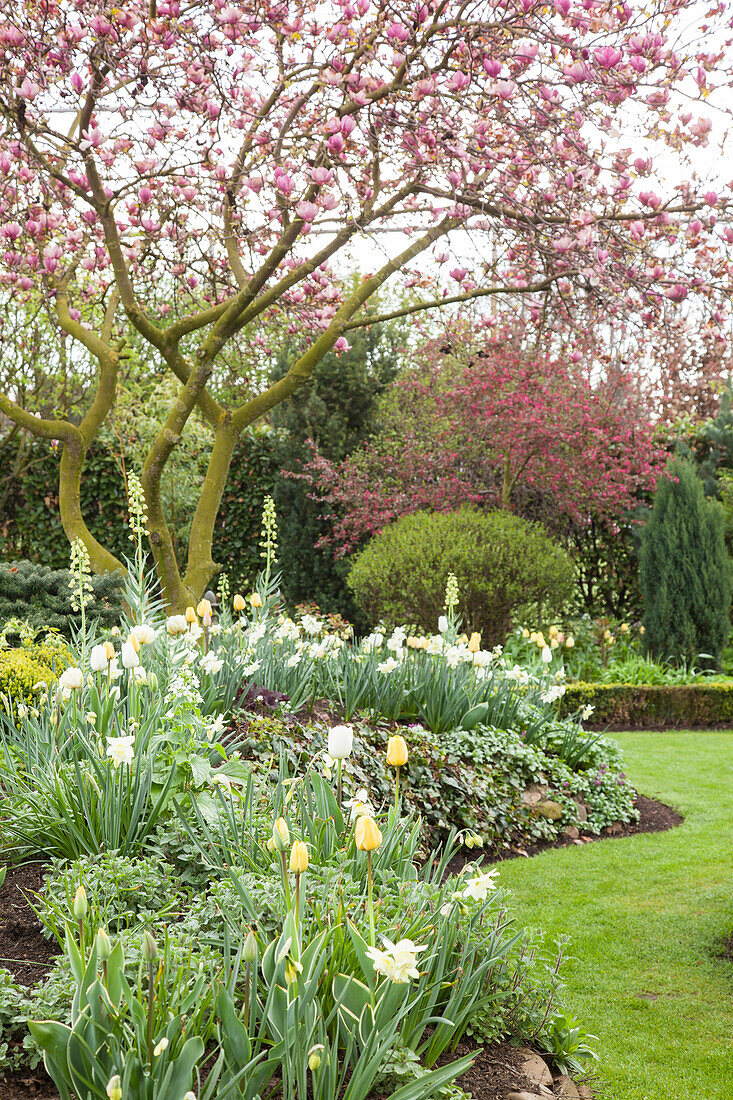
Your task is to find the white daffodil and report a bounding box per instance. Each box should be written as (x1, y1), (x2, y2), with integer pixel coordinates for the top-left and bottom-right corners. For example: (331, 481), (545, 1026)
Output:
(343, 787), (375, 821)
(200, 650), (224, 674)
(462, 869), (499, 901)
(106, 734), (135, 768)
(366, 937), (427, 984)
(377, 656), (401, 674)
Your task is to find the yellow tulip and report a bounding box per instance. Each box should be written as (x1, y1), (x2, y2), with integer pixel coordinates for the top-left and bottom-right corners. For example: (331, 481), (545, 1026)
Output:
(468, 632), (481, 653)
(127, 631), (141, 653)
(250, 592), (263, 609)
(185, 606), (197, 624)
(386, 735), (408, 768)
(197, 598), (212, 618)
(103, 640), (115, 661)
(355, 815), (382, 852)
(272, 816), (290, 852)
(289, 840), (309, 874)
(233, 593), (245, 612)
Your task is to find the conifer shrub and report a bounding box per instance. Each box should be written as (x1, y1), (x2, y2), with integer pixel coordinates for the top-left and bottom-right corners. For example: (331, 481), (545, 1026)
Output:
(0, 560), (124, 638)
(640, 460), (731, 666)
(347, 507), (574, 646)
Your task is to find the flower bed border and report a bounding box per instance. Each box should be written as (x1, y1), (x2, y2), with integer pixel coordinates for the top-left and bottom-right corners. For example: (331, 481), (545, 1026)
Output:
(559, 682), (733, 729)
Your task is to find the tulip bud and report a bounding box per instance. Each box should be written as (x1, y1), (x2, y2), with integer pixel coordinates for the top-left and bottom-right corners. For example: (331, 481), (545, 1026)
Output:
(202, 608), (212, 628)
(289, 840), (309, 874)
(147, 671), (159, 691)
(106, 1075), (123, 1100)
(355, 815), (382, 852)
(104, 640), (116, 661)
(386, 735), (408, 768)
(243, 929), (258, 962)
(272, 816), (290, 851)
(233, 593), (245, 612)
(250, 592), (263, 609)
(96, 926), (112, 961)
(468, 632), (481, 653)
(327, 724), (353, 759)
(127, 631), (141, 654)
(73, 884), (88, 919)
(185, 606), (197, 624)
(142, 930), (158, 963)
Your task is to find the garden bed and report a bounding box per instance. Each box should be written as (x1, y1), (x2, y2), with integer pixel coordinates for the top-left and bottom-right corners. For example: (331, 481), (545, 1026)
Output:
(0, 788), (680, 1100)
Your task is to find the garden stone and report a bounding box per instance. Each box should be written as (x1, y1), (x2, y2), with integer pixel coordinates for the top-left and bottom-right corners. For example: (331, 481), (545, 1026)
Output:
(576, 1086), (594, 1099)
(522, 783), (549, 807)
(517, 1048), (554, 1087)
(536, 800), (564, 821)
(563, 825), (580, 840)
(554, 1075), (581, 1098)
(574, 799), (589, 822)
(507, 1093), (546, 1100)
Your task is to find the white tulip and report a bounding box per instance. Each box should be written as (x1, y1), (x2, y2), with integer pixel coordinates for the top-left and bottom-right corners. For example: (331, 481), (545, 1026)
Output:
(121, 641), (140, 668)
(166, 614), (188, 635)
(58, 666), (83, 691)
(437, 615), (449, 634)
(327, 724), (353, 759)
(89, 643), (109, 672)
(540, 645), (553, 664)
(131, 623), (156, 645)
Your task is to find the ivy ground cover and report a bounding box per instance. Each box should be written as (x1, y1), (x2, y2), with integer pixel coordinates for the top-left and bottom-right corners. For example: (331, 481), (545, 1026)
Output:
(497, 730), (733, 1100)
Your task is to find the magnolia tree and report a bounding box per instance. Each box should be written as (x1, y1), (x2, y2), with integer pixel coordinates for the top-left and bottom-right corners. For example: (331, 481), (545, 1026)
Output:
(303, 329), (668, 551)
(0, 0), (731, 607)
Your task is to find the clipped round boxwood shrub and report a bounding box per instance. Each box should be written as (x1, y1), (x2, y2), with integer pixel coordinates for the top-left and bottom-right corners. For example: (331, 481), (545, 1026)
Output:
(347, 507), (574, 645)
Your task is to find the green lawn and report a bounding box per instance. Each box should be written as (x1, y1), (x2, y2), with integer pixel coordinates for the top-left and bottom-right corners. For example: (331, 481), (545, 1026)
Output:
(496, 731), (733, 1100)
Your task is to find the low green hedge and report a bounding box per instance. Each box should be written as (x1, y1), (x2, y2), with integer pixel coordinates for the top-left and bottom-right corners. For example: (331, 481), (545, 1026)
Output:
(560, 681), (733, 728)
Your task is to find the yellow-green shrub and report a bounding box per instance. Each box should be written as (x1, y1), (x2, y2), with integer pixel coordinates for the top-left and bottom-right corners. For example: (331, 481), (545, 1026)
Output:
(0, 641), (74, 710)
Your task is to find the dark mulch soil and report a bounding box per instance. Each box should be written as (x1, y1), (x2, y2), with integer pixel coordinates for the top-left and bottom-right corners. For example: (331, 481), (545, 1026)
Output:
(0, 863), (58, 985)
(0, 1067), (61, 1100)
(442, 1039), (550, 1100)
(445, 792), (683, 877)
(0, 864), (61, 1100)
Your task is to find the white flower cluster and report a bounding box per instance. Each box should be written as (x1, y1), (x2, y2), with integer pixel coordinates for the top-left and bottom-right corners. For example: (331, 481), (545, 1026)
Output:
(366, 937), (427, 984)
